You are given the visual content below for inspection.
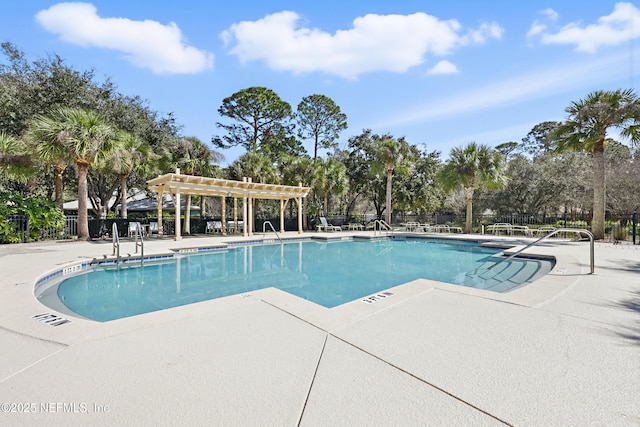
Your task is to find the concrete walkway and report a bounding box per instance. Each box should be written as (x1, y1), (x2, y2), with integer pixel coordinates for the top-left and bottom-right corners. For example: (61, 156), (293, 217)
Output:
(0, 232), (638, 426)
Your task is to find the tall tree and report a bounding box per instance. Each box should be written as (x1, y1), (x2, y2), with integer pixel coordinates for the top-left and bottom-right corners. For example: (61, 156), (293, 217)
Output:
(554, 89), (640, 239)
(28, 108), (116, 240)
(2, 42), (181, 208)
(372, 136), (411, 225)
(393, 145), (443, 215)
(441, 143), (507, 233)
(0, 42), (97, 137)
(259, 121), (306, 162)
(296, 94), (348, 159)
(520, 121), (561, 156)
(343, 130), (386, 220)
(212, 86), (294, 154)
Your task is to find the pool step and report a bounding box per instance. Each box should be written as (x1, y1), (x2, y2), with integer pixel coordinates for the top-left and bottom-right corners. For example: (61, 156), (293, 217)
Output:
(464, 257), (551, 291)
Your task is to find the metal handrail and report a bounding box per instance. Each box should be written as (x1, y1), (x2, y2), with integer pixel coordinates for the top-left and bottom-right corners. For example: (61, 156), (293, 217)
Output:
(112, 223), (120, 264)
(262, 221), (283, 244)
(488, 228), (594, 274)
(373, 220), (392, 236)
(132, 222), (144, 265)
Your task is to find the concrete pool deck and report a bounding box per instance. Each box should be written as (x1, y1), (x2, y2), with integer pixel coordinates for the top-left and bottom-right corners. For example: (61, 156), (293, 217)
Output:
(0, 231), (638, 426)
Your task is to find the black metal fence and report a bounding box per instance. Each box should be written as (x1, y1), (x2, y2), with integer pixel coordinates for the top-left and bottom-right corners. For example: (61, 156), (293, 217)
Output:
(1, 215), (30, 243)
(387, 212), (639, 243)
(4, 212), (639, 244)
(1, 214), (77, 243)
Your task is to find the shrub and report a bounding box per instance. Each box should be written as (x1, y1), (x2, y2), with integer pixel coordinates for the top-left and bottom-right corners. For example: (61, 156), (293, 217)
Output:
(0, 192), (64, 242)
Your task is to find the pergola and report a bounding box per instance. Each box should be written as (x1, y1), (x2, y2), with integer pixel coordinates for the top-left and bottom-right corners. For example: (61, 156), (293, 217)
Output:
(147, 171), (311, 241)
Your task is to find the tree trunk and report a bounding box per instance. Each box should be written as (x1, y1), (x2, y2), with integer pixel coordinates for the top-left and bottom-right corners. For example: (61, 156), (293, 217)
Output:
(120, 173), (128, 219)
(314, 135), (318, 160)
(54, 162), (66, 211)
(76, 161), (90, 241)
(464, 186), (474, 234)
(385, 168), (393, 225)
(324, 192), (329, 217)
(592, 138), (606, 239)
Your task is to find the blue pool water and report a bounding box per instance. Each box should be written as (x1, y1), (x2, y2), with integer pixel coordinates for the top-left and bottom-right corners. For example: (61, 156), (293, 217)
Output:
(53, 238), (553, 322)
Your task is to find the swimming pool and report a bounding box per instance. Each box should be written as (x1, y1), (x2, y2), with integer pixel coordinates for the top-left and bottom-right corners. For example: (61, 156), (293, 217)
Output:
(43, 237), (554, 322)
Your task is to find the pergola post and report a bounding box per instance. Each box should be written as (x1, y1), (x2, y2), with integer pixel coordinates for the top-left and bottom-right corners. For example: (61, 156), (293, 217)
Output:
(221, 196), (227, 235)
(233, 197), (238, 235)
(298, 183), (303, 234)
(247, 177), (253, 236)
(175, 187), (181, 241)
(280, 199), (285, 232)
(242, 177), (248, 237)
(174, 168), (181, 241)
(157, 191), (163, 236)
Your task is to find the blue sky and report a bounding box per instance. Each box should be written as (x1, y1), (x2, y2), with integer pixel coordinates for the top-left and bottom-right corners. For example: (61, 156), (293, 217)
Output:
(1, 1), (639, 165)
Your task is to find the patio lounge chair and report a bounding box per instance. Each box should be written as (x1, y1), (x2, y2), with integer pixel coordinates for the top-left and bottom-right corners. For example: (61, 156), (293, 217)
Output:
(487, 223), (512, 235)
(149, 221), (159, 237)
(317, 217), (341, 232)
(206, 221), (223, 234)
(128, 222), (141, 238)
(227, 220), (243, 234)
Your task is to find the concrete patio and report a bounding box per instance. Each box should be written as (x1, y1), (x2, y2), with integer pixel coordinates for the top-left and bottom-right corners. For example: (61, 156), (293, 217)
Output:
(0, 231), (638, 426)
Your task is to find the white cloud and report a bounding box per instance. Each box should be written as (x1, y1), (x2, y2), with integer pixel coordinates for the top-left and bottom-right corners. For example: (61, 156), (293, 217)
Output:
(427, 60), (459, 75)
(222, 11), (502, 79)
(542, 8), (559, 21)
(463, 22), (503, 45)
(527, 8), (558, 39)
(35, 2), (214, 74)
(531, 2), (640, 53)
(527, 22), (546, 38)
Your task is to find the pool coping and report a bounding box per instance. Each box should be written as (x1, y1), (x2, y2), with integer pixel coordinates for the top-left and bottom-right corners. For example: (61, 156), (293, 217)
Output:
(21, 232), (582, 346)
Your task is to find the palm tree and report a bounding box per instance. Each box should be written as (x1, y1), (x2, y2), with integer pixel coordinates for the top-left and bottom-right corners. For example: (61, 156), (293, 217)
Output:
(372, 136), (410, 225)
(228, 151), (278, 228)
(441, 143), (507, 233)
(278, 153), (315, 229)
(160, 136), (223, 233)
(0, 132), (33, 184)
(228, 151), (278, 184)
(554, 89), (640, 239)
(109, 131), (154, 219)
(313, 157), (347, 217)
(25, 117), (70, 210)
(29, 108), (116, 240)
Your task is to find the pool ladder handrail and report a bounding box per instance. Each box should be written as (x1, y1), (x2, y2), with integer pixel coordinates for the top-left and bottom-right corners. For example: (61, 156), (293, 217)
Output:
(373, 219), (392, 236)
(132, 222), (144, 265)
(488, 228), (594, 274)
(112, 222), (120, 264)
(262, 221), (283, 244)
